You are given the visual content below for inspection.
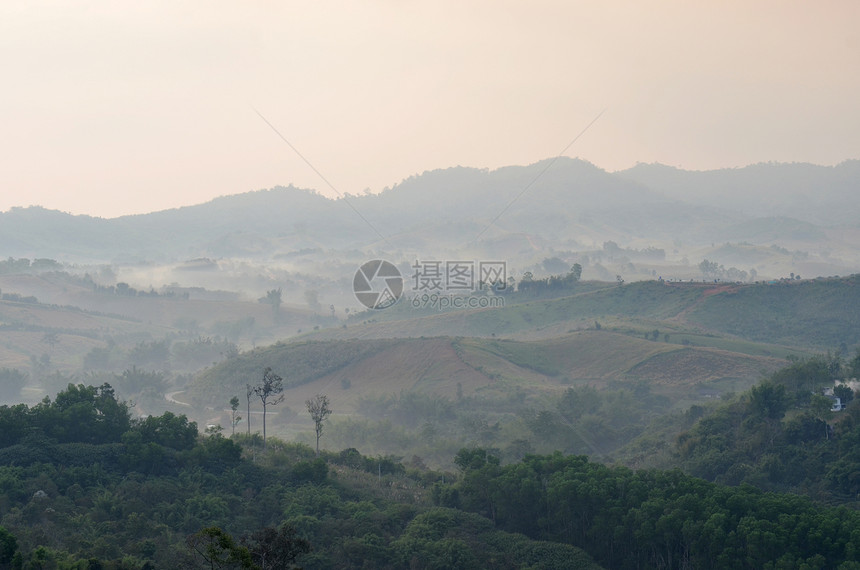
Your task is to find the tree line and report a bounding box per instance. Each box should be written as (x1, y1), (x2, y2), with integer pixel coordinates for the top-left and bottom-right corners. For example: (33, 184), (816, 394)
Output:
(440, 448), (860, 569)
(515, 264), (582, 296)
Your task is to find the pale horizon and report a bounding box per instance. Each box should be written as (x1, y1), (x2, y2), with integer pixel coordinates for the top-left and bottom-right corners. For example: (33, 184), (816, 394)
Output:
(2, 1), (858, 218)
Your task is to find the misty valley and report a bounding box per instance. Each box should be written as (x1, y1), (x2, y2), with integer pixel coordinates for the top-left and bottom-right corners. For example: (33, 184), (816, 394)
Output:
(2, 160), (860, 568)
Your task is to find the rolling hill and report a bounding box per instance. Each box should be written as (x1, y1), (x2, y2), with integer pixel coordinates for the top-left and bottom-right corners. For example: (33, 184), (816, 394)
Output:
(188, 331), (786, 415)
(315, 277), (860, 350)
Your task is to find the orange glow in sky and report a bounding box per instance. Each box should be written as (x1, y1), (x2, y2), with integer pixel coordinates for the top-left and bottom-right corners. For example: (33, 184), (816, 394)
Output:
(1, 1), (858, 218)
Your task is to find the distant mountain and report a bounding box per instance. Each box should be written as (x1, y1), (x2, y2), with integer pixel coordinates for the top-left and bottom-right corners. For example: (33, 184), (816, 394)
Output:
(617, 160), (860, 226)
(0, 186), (368, 262)
(1, 158), (858, 266)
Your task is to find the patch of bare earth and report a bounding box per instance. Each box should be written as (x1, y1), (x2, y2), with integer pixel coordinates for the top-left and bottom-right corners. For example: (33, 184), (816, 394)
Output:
(280, 338), (494, 413)
(625, 346), (783, 387)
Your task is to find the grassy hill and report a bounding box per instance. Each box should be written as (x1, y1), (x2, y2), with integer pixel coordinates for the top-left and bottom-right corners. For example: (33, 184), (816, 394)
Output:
(3, 269), (857, 473)
(4, 273), (855, 383)
(0, 297), (162, 372)
(4, 272), (858, 447)
(0, 272), (323, 375)
(184, 330), (786, 467)
(327, 277), (860, 350)
(189, 331), (785, 413)
(313, 281), (701, 341)
(686, 275), (860, 347)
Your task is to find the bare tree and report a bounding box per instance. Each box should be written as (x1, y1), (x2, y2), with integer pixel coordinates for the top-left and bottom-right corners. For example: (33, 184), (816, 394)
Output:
(229, 396), (241, 436)
(245, 383), (253, 436)
(255, 368), (284, 448)
(305, 393), (332, 456)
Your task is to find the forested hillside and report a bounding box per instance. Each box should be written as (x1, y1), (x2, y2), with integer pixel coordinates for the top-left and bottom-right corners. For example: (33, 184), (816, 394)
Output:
(0, 382), (603, 569)
(673, 353), (860, 499)
(3, 378), (860, 568)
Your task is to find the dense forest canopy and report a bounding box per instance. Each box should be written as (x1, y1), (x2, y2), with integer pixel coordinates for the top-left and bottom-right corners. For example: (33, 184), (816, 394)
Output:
(2, 359), (860, 568)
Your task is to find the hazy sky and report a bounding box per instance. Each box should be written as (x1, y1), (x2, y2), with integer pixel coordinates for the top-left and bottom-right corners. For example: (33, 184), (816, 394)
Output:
(2, 1), (858, 218)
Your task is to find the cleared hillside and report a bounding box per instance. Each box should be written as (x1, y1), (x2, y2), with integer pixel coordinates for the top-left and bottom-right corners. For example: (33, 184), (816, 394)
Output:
(189, 331), (785, 415)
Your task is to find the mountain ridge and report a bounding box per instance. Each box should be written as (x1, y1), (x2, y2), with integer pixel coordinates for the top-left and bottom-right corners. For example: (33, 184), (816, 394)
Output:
(1, 158), (858, 275)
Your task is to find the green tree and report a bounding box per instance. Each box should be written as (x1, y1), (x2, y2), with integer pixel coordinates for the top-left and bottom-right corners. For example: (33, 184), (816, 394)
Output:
(849, 349), (860, 379)
(0, 525), (18, 567)
(810, 394), (833, 439)
(115, 366), (168, 396)
(558, 386), (601, 420)
(41, 331), (60, 349)
(771, 355), (833, 397)
(698, 259), (722, 279)
(749, 381), (790, 419)
(242, 524), (310, 570)
(835, 384), (854, 406)
(136, 411), (198, 450)
(0, 403), (30, 447)
(303, 289), (321, 312)
(454, 448), (502, 524)
(0, 368), (27, 401)
(260, 288), (282, 320)
(186, 527), (254, 569)
(306, 393), (332, 457)
(33, 383), (131, 444)
(129, 339), (171, 370)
